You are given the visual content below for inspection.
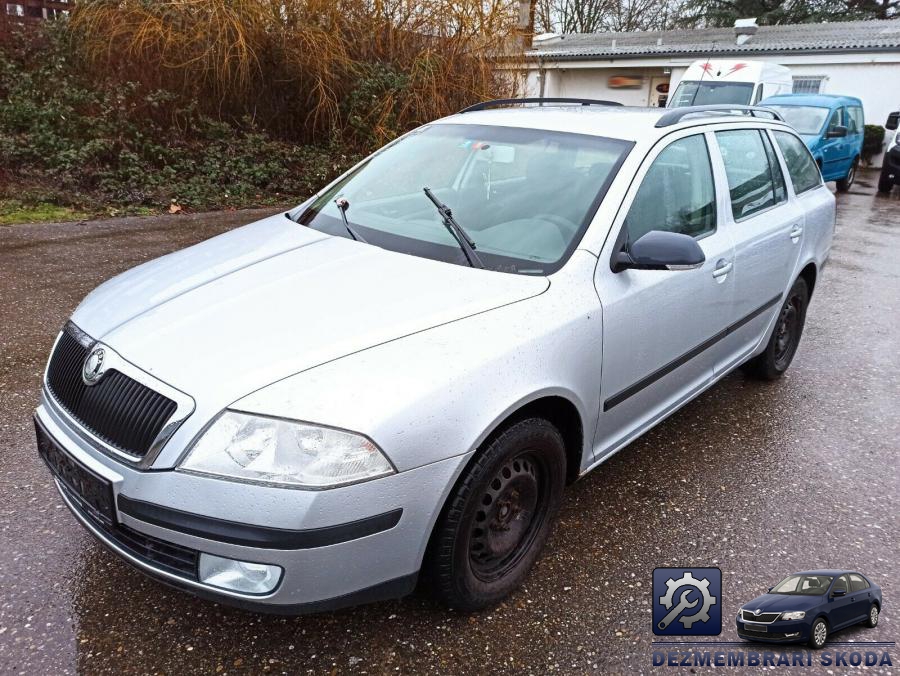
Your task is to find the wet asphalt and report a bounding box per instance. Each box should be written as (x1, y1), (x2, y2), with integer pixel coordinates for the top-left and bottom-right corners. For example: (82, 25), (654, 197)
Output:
(0, 177), (898, 675)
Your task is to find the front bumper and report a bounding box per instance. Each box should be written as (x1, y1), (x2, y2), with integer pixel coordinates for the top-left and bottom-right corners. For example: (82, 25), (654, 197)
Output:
(35, 393), (470, 612)
(736, 618), (810, 643)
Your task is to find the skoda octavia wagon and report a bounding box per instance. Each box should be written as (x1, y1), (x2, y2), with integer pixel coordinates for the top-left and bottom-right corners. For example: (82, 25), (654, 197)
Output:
(737, 570), (882, 648)
(35, 100), (835, 613)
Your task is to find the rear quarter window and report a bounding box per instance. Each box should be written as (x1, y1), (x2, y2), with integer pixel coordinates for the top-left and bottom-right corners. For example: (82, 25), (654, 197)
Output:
(773, 131), (823, 195)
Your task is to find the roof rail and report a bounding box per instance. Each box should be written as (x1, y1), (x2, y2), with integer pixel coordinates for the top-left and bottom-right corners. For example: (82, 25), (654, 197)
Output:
(655, 105), (784, 128)
(459, 97), (623, 113)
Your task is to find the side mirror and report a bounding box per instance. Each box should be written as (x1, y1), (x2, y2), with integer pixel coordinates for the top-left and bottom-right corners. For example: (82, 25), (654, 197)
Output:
(886, 112), (899, 131)
(767, 587), (774, 593)
(826, 125), (848, 139)
(613, 230), (705, 272)
(832, 587), (847, 597)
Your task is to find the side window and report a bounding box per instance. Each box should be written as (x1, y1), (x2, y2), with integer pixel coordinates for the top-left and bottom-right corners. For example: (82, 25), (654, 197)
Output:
(774, 131), (823, 194)
(849, 574), (869, 592)
(834, 575), (850, 592)
(847, 107), (864, 134)
(622, 134), (716, 243)
(715, 129), (780, 219)
(761, 132), (787, 204)
(826, 109), (842, 133)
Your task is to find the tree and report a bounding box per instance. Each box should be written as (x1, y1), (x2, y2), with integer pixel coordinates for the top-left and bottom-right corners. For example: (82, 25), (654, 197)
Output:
(536, 0), (681, 33)
(675, 0), (896, 27)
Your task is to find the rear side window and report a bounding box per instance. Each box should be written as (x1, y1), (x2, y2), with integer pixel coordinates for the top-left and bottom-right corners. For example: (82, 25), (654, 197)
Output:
(849, 574), (869, 592)
(774, 131), (823, 194)
(623, 134), (716, 242)
(715, 129), (781, 220)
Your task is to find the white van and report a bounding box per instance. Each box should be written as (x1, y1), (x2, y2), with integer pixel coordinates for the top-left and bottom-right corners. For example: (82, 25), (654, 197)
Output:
(668, 59), (792, 108)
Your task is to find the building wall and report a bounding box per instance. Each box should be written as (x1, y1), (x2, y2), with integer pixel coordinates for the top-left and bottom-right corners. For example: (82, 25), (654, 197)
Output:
(526, 52), (900, 166)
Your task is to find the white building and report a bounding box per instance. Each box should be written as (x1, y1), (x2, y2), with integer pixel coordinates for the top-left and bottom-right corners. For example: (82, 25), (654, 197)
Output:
(523, 19), (900, 161)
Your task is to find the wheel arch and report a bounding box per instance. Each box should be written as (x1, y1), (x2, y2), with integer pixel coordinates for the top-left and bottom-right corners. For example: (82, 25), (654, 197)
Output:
(798, 261), (818, 299)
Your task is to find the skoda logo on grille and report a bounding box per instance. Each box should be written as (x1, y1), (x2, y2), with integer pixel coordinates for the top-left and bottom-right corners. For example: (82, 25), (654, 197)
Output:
(754, 609), (763, 616)
(82, 347), (107, 385)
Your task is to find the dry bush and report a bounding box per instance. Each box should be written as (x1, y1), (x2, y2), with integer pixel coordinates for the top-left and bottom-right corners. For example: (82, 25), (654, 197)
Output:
(69, 0), (523, 147)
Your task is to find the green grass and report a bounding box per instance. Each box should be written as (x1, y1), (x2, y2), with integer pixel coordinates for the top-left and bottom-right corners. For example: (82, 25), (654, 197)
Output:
(0, 200), (89, 226)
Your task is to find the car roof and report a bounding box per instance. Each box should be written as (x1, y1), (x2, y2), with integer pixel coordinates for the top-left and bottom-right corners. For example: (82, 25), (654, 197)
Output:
(761, 94), (863, 108)
(792, 569), (857, 576)
(435, 105), (790, 142)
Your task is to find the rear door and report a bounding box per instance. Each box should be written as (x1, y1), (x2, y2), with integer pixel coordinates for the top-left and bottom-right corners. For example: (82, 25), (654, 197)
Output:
(593, 131), (734, 458)
(708, 127), (804, 372)
(847, 573), (873, 623)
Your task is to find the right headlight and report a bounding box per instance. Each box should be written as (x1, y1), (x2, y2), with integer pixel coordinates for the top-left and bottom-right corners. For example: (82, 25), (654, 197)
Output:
(180, 410), (395, 489)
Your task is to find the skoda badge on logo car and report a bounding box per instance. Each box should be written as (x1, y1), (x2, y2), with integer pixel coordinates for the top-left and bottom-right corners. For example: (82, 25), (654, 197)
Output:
(82, 347), (106, 385)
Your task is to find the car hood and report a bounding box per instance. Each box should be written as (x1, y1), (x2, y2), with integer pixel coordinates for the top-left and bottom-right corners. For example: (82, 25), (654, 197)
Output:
(71, 214), (549, 408)
(741, 593), (824, 613)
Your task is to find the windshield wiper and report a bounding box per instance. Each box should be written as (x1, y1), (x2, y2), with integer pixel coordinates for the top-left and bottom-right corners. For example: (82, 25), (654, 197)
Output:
(334, 198), (367, 243)
(423, 187), (485, 269)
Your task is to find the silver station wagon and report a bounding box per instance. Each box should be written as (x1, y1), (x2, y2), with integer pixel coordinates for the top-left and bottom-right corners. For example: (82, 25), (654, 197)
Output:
(35, 101), (834, 612)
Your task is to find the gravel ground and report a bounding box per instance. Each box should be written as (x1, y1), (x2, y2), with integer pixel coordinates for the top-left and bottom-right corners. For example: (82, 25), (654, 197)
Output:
(1, 177), (898, 675)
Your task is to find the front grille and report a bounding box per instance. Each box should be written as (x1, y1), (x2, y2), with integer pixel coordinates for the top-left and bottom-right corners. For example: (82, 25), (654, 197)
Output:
(46, 327), (177, 459)
(742, 610), (781, 623)
(60, 483), (199, 579)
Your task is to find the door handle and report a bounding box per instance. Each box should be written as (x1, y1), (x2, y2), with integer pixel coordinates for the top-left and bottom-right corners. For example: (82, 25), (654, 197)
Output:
(789, 224), (804, 242)
(712, 259), (733, 278)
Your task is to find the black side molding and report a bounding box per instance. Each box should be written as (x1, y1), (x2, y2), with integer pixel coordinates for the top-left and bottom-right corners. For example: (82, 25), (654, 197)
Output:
(604, 294), (782, 411)
(118, 495), (402, 550)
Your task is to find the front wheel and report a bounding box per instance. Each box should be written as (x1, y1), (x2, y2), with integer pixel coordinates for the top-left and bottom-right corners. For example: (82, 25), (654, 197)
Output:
(879, 166), (895, 193)
(426, 418), (567, 610)
(867, 604), (880, 628)
(742, 277), (809, 380)
(836, 158), (858, 192)
(809, 618), (828, 649)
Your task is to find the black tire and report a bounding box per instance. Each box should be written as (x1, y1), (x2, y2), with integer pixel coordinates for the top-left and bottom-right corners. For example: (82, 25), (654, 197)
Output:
(836, 157), (858, 192)
(867, 603), (880, 628)
(879, 167), (895, 194)
(427, 418), (566, 611)
(742, 277), (809, 380)
(809, 617), (828, 649)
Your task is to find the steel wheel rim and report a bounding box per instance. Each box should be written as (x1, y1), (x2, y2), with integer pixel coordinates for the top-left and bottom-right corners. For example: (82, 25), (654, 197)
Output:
(871, 607), (878, 625)
(774, 295), (800, 366)
(814, 621), (827, 646)
(468, 451), (549, 583)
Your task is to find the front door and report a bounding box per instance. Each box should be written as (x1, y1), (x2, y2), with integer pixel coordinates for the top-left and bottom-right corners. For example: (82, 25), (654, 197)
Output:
(828, 575), (857, 629)
(593, 132), (734, 459)
(820, 108), (848, 180)
(709, 127), (804, 371)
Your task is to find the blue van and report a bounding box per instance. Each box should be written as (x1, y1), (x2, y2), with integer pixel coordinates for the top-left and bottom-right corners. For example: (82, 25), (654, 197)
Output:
(759, 94), (864, 192)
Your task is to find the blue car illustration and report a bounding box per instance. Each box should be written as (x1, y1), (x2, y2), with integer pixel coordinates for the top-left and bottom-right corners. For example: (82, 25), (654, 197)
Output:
(737, 570), (882, 649)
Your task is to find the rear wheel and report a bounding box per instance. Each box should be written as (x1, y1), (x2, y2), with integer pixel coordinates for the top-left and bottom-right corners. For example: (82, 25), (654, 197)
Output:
(836, 158), (858, 192)
(742, 277), (809, 380)
(867, 604), (879, 628)
(809, 618), (828, 649)
(427, 418), (566, 610)
(879, 166), (895, 193)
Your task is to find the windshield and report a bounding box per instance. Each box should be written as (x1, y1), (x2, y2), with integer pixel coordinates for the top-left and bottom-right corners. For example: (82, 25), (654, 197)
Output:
(670, 81), (754, 107)
(770, 574), (834, 595)
(296, 124), (632, 274)
(764, 105), (830, 135)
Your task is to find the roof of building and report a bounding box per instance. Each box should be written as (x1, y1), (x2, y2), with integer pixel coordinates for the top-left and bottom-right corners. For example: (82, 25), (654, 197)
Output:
(528, 19), (900, 61)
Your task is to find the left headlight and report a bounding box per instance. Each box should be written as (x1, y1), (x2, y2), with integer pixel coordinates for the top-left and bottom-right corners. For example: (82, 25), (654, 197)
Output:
(780, 611), (806, 621)
(180, 410), (395, 489)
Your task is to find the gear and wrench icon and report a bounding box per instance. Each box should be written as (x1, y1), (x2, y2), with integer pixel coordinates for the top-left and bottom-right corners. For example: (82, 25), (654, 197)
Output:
(658, 571), (717, 629)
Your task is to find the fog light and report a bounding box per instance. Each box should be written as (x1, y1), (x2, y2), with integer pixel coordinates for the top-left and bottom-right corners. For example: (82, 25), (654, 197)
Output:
(785, 632), (800, 638)
(198, 553), (282, 595)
